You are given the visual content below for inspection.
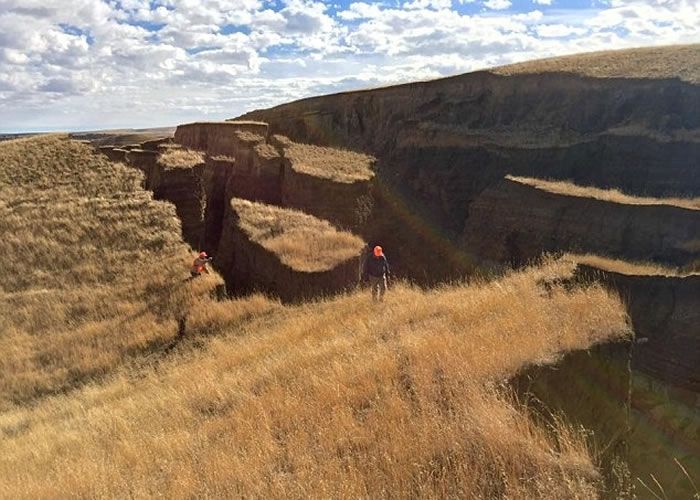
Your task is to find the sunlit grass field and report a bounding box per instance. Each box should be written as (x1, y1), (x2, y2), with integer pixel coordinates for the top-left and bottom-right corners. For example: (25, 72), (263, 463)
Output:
(0, 135), (631, 498)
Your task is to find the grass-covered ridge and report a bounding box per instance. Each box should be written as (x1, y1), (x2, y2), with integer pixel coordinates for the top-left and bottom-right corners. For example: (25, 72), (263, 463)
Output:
(233, 198), (365, 272)
(508, 175), (700, 211)
(157, 147), (205, 169)
(567, 253), (699, 277)
(492, 43), (700, 84)
(0, 135), (220, 408)
(275, 134), (375, 183)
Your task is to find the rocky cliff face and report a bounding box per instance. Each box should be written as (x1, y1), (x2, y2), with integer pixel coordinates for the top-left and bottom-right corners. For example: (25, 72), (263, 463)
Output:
(99, 146), (128, 163)
(513, 341), (700, 499)
(240, 71), (700, 237)
(201, 156), (234, 254)
(174, 121), (269, 157)
(224, 133), (282, 205)
(150, 163), (205, 250)
(167, 122), (374, 299)
(462, 178), (700, 268)
(105, 146), (207, 250)
(574, 264), (700, 393)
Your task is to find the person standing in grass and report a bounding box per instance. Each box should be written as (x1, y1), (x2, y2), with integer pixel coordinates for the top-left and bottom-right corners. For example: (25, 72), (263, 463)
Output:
(363, 245), (390, 301)
(190, 251), (212, 278)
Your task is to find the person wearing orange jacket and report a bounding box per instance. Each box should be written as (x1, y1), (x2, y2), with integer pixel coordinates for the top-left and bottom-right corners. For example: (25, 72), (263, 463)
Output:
(190, 251), (212, 278)
(362, 245), (390, 301)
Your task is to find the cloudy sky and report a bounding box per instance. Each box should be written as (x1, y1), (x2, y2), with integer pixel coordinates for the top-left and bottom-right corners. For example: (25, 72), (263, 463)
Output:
(1, 0), (698, 132)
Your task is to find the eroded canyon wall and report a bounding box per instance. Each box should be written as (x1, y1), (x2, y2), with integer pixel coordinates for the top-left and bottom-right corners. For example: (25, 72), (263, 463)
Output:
(462, 178), (700, 268)
(240, 71), (700, 237)
(574, 265), (700, 393)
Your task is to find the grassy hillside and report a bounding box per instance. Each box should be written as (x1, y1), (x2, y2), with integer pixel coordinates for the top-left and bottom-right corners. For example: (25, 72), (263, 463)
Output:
(0, 136), (220, 408)
(492, 44), (700, 84)
(1, 262), (630, 499)
(0, 136), (632, 498)
(275, 134), (375, 183)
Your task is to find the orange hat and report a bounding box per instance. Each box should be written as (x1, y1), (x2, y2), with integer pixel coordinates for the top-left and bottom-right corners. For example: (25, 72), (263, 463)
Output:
(199, 251), (208, 258)
(373, 246), (383, 257)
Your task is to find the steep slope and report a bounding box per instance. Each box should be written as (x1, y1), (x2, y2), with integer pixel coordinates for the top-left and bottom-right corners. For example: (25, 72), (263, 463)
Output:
(0, 260), (630, 499)
(0, 136), (220, 408)
(463, 176), (700, 268)
(239, 44), (700, 240)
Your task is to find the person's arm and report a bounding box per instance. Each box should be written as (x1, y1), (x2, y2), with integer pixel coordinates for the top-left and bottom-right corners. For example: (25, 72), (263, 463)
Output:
(383, 256), (390, 277)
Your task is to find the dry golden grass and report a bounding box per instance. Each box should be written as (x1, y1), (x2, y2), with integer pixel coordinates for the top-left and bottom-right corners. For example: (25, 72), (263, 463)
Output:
(0, 135), (142, 196)
(0, 258), (630, 499)
(234, 130), (266, 144)
(210, 154), (235, 162)
(157, 148), (205, 169)
(1, 135), (634, 498)
(233, 198), (365, 272)
(254, 142), (280, 160)
(565, 253), (696, 277)
(0, 135), (220, 409)
(508, 175), (700, 210)
(280, 136), (375, 183)
(492, 44), (700, 84)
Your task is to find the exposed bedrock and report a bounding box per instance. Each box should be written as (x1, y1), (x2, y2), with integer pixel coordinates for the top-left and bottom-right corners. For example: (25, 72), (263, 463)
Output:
(174, 121), (269, 157)
(139, 137), (172, 151)
(98, 146), (128, 163)
(107, 146), (205, 249)
(241, 73), (700, 151)
(389, 135), (700, 235)
(281, 163), (374, 231)
(225, 133), (283, 205)
(172, 121), (472, 281)
(513, 341), (700, 499)
(574, 264), (700, 393)
(201, 156), (234, 255)
(240, 72), (700, 237)
(462, 178), (700, 268)
(125, 149), (158, 188)
(149, 161), (206, 250)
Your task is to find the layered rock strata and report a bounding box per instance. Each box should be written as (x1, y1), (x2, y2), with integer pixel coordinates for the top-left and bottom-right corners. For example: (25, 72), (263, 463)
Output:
(513, 340), (700, 499)
(174, 121), (268, 157)
(172, 122), (373, 301)
(574, 264), (700, 393)
(462, 177), (700, 268)
(151, 151), (206, 250)
(98, 146), (128, 163)
(239, 60), (700, 239)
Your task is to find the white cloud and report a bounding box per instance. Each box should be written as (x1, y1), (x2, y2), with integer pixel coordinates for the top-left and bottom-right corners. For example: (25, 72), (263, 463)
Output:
(536, 24), (588, 37)
(404, 0), (453, 9)
(0, 0), (698, 131)
(484, 0), (512, 10)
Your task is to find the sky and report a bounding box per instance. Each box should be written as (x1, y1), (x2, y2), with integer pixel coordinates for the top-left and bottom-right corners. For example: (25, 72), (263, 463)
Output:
(0, 0), (698, 132)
